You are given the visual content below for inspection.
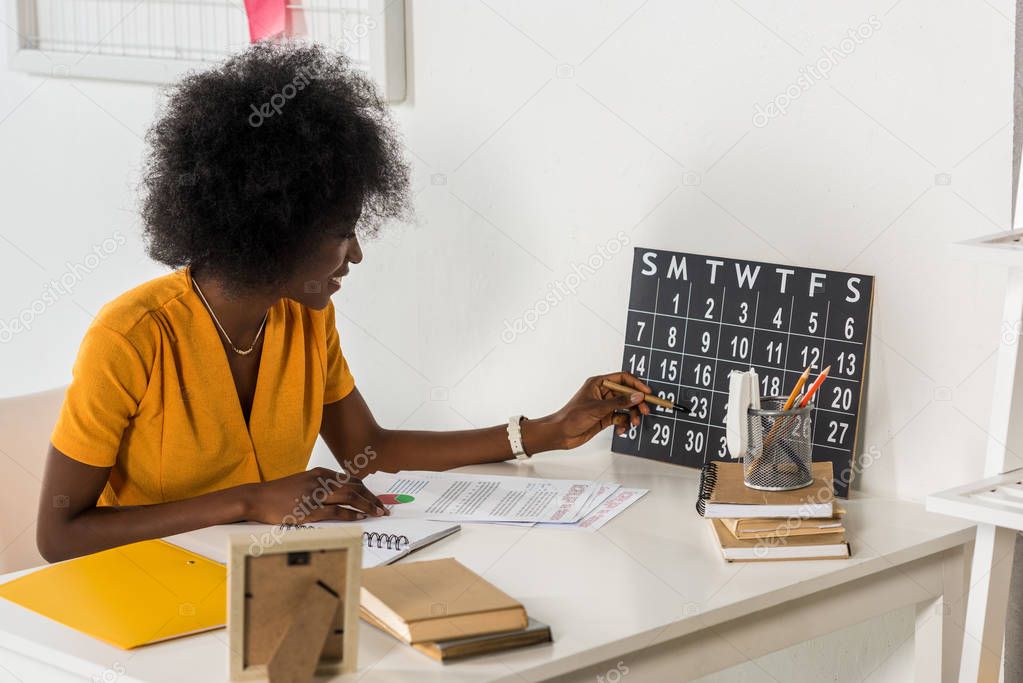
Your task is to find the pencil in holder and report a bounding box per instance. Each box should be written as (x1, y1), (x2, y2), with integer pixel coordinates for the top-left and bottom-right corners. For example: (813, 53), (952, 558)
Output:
(744, 396), (813, 491)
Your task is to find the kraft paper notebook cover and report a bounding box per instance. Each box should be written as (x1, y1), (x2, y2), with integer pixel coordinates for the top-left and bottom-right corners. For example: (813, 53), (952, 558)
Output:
(362, 608), (552, 662)
(696, 461), (835, 519)
(0, 539), (226, 649)
(722, 513), (845, 540)
(361, 557), (527, 644)
(709, 519), (850, 562)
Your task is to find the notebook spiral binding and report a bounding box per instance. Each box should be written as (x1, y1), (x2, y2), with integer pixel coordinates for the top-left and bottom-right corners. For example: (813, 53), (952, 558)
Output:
(363, 532), (410, 550)
(278, 524), (410, 551)
(695, 461), (719, 517)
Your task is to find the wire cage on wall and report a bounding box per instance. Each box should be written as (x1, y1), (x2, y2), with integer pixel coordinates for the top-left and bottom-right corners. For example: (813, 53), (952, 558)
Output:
(6, 0), (406, 100)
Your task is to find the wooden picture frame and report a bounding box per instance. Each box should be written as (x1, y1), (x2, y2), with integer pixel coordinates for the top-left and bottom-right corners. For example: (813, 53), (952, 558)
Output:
(228, 527), (362, 681)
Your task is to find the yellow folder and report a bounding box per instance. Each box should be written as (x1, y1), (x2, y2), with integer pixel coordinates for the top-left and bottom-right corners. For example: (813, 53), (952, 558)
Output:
(0, 539), (226, 649)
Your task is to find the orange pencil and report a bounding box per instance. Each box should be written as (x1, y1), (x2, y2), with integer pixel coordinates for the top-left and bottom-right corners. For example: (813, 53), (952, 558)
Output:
(761, 366), (813, 449)
(782, 367), (812, 411)
(798, 366), (831, 408)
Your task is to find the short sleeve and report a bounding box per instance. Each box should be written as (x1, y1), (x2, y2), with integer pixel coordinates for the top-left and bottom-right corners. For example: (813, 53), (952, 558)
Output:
(323, 302), (356, 404)
(51, 323), (150, 467)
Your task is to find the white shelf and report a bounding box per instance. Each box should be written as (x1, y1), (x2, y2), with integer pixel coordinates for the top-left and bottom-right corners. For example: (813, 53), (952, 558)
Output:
(927, 467), (1023, 531)
(951, 230), (1023, 268)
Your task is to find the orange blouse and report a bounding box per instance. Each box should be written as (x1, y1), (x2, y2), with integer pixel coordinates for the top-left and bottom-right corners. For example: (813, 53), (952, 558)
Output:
(50, 268), (356, 506)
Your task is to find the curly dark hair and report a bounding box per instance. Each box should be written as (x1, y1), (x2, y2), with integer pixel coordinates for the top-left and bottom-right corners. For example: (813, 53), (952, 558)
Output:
(141, 40), (410, 291)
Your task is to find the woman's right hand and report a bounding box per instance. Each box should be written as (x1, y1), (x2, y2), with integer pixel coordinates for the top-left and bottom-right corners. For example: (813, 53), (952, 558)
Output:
(241, 467), (389, 523)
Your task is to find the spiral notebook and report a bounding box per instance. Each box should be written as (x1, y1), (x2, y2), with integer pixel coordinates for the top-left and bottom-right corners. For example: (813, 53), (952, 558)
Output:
(165, 519), (461, 569)
(695, 461), (835, 519)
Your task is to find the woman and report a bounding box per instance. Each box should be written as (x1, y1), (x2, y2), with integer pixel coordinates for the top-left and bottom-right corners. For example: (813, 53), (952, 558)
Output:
(36, 42), (651, 563)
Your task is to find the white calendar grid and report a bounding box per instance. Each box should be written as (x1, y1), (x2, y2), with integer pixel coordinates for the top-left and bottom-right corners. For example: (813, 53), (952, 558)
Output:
(626, 279), (865, 463)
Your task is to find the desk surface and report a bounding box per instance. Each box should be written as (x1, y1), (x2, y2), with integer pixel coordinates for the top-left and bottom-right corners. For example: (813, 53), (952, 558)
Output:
(0, 445), (974, 683)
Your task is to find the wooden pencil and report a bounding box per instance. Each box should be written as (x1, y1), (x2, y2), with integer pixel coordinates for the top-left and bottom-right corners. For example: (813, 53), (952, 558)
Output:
(601, 379), (686, 412)
(782, 366), (812, 411)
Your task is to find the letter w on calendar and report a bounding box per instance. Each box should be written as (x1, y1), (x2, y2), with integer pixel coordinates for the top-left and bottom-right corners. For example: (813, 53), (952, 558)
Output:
(364, 471), (611, 524)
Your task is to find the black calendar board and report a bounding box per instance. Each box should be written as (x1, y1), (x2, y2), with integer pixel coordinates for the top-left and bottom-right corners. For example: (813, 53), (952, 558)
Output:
(612, 248), (874, 497)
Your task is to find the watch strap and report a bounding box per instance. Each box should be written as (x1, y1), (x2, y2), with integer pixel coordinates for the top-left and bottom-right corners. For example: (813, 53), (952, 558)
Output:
(507, 415), (528, 460)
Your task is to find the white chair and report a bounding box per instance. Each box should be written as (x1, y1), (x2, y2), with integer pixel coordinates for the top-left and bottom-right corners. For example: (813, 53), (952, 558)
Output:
(0, 387), (66, 572)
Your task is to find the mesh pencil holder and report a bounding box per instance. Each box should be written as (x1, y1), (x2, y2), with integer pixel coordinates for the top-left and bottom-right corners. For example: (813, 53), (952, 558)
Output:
(744, 396), (813, 492)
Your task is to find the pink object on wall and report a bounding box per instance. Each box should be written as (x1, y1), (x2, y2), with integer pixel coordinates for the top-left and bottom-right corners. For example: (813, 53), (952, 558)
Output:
(243, 0), (288, 42)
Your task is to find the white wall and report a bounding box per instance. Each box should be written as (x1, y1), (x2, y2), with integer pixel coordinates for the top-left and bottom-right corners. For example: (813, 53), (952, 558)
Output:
(0, 1), (1013, 678)
(2, 0), (1011, 499)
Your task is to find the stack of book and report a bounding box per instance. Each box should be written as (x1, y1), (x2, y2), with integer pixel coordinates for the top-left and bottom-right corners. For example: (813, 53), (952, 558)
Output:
(697, 461), (850, 561)
(360, 558), (551, 662)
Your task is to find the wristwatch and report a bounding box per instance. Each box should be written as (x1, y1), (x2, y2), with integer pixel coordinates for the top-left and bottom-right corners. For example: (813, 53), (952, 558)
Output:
(507, 415), (529, 460)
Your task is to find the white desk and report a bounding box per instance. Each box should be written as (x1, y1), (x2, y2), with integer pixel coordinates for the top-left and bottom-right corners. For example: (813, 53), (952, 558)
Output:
(0, 445), (975, 683)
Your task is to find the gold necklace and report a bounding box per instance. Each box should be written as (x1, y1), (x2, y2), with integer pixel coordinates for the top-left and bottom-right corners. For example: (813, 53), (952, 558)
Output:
(192, 279), (269, 356)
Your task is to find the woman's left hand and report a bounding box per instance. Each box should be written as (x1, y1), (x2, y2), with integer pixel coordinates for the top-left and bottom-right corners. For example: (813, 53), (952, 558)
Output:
(521, 372), (652, 453)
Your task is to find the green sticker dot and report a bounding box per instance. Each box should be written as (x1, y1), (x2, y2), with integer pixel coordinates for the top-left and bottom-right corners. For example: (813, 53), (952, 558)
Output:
(395, 494), (415, 504)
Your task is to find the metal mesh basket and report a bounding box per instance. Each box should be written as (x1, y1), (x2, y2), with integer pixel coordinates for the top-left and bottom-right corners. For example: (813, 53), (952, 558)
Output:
(744, 396), (813, 491)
